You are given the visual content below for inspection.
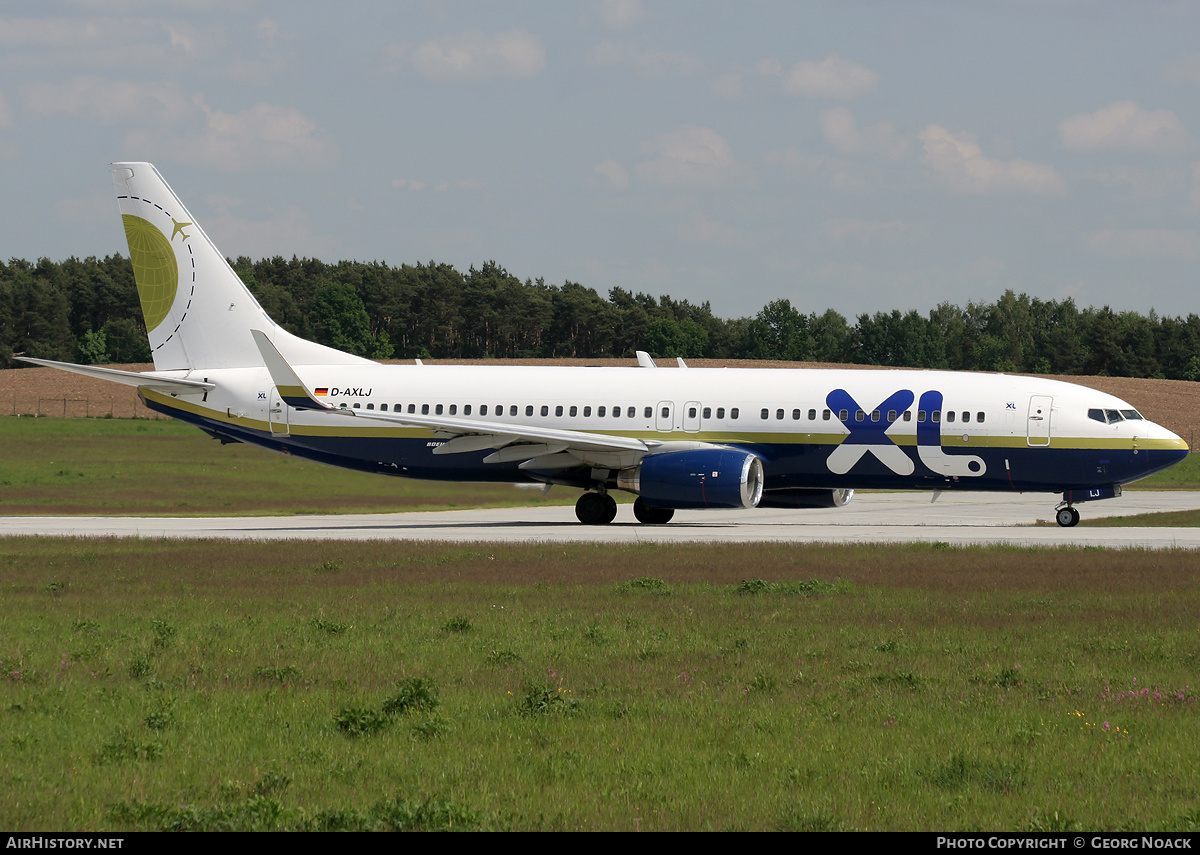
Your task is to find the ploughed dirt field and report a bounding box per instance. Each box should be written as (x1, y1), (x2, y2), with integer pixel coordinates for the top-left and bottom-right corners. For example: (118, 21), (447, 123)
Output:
(3, 358), (1198, 448)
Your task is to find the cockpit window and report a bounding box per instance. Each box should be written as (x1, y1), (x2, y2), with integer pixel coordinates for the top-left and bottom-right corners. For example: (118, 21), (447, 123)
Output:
(1120, 409), (1144, 421)
(1088, 408), (1130, 425)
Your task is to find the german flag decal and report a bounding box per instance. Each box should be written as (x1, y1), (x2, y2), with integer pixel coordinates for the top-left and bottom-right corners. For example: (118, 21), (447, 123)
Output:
(314, 388), (328, 396)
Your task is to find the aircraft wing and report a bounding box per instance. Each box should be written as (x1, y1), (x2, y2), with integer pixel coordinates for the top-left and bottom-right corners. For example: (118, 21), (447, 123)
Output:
(251, 330), (658, 468)
(15, 357), (216, 393)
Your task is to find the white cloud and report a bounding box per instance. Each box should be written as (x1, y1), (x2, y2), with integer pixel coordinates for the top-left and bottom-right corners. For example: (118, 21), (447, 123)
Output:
(599, 0), (644, 29)
(782, 54), (878, 99)
(126, 101), (336, 170)
(24, 76), (195, 124)
(1059, 101), (1190, 153)
(400, 29), (545, 81)
(636, 125), (745, 188)
(590, 41), (701, 76)
(819, 107), (908, 159)
(593, 159), (629, 189)
(1088, 228), (1200, 259)
(392, 178), (428, 192)
(920, 125), (1066, 195)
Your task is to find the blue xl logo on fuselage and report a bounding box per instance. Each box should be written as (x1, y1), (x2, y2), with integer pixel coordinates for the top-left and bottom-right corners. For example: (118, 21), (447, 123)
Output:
(824, 388), (986, 478)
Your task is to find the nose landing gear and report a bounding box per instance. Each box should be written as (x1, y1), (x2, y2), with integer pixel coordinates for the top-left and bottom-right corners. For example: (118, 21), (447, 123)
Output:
(1055, 505), (1080, 527)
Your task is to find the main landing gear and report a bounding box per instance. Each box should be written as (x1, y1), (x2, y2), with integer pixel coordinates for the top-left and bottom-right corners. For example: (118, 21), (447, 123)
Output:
(574, 492), (676, 525)
(1055, 505), (1080, 528)
(575, 491), (617, 525)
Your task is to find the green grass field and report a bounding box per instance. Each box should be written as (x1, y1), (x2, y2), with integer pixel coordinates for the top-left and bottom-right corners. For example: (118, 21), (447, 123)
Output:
(2, 538), (1198, 831)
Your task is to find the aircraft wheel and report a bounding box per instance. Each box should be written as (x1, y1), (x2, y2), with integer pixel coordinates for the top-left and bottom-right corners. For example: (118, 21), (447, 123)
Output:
(633, 497), (675, 525)
(576, 492), (613, 525)
(1056, 506), (1080, 528)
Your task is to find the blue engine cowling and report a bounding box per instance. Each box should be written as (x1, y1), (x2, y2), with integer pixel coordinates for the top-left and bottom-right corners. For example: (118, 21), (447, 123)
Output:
(617, 449), (764, 510)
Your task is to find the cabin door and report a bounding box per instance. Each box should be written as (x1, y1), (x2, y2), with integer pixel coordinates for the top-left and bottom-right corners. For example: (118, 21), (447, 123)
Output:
(682, 401), (701, 432)
(1026, 395), (1052, 446)
(656, 401), (675, 432)
(268, 387), (290, 437)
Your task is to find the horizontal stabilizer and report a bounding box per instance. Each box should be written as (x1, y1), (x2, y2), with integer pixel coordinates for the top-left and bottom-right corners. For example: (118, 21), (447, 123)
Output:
(16, 357), (214, 393)
(251, 330), (331, 410)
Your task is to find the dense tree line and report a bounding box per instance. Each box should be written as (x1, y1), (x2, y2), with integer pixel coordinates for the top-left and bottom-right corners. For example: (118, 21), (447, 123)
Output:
(3, 254), (1199, 380)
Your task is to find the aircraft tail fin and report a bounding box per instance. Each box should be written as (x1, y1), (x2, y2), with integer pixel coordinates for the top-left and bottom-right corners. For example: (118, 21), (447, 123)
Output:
(111, 162), (370, 372)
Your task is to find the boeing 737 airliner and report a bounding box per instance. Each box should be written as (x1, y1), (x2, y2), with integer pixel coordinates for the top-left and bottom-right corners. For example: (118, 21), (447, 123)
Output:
(20, 163), (1189, 526)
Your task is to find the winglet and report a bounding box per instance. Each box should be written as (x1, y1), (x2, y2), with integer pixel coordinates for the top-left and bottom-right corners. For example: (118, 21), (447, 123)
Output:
(251, 329), (331, 411)
(636, 351), (657, 368)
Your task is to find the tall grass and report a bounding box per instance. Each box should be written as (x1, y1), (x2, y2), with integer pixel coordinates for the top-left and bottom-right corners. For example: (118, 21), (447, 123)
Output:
(2, 538), (1198, 830)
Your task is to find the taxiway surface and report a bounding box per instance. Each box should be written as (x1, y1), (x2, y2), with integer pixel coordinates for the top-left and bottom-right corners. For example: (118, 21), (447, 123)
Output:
(4, 491), (1200, 549)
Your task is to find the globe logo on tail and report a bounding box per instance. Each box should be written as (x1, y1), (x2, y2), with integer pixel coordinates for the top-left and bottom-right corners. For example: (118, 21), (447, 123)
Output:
(121, 214), (178, 333)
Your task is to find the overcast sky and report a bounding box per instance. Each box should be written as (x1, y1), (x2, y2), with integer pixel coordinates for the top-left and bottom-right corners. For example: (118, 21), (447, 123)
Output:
(3, 0), (1199, 321)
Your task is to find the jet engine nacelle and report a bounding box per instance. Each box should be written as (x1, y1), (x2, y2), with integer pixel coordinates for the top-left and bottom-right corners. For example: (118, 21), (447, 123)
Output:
(757, 488), (854, 509)
(617, 449), (764, 509)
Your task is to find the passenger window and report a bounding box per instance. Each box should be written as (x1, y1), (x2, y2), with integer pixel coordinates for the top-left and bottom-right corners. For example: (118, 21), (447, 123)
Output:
(464, 405), (472, 415)
(887, 410), (896, 422)
(366, 403), (374, 410)
(599, 406), (606, 417)
(776, 409), (784, 419)
(855, 410), (864, 422)
(917, 410), (925, 422)
(661, 406), (669, 418)
(422, 404), (429, 415)
(449, 404), (457, 415)
(761, 408), (769, 420)
(962, 411), (969, 423)
(903, 411), (912, 422)
(540, 405), (549, 417)
(717, 407), (725, 419)
(809, 409), (817, 420)
(381, 404), (388, 412)
(584, 406), (591, 417)
(627, 407), (635, 418)
(435, 404), (443, 415)
(408, 404), (416, 414)
(731, 408), (739, 419)
(644, 406), (652, 418)
(871, 410), (880, 422)
(947, 411), (955, 423)
(703, 407), (711, 419)
(976, 412), (984, 423)
(932, 411), (941, 423)
(480, 405), (487, 416)
(689, 407), (697, 418)
(555, 405), (563, 417)
(792, 409), (801, 420)
(822, 409), (831, 420)
(510, 405), (517, 416)
(839, 409), (849, 421)
(526, 405), (534, 417)
(569, 406), (576, 417)
(353, 403), (360, 409)
(613, 406), (621, 418)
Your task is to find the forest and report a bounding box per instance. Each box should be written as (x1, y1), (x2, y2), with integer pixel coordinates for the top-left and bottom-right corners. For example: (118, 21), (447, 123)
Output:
(3, 254), (1199, 380)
